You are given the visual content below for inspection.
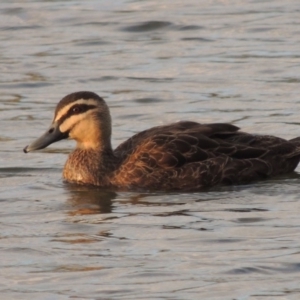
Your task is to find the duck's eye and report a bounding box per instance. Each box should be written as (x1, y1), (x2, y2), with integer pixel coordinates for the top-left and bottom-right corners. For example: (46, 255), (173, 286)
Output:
(72, 106), (81, 113)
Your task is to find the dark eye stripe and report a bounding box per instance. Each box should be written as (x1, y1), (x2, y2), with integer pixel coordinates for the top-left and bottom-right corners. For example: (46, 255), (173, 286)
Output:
(71, 104), (92, 114)
(57, 104), (97, 124)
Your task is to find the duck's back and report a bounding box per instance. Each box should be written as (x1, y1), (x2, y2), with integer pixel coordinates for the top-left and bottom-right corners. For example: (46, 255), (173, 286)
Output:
(110, 121), (300, 190)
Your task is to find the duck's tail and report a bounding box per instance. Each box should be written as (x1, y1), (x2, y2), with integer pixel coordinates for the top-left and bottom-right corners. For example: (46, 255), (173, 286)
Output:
(289, 136), (300, 147)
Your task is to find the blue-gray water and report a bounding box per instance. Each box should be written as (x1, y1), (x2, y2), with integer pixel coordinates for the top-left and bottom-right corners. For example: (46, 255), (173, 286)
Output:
(1, 1), (300, 299)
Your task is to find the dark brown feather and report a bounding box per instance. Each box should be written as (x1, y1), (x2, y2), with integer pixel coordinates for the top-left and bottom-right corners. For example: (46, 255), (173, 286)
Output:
(108, 121), (300, 190)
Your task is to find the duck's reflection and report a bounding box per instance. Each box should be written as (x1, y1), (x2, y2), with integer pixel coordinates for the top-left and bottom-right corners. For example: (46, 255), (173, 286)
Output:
(63, 183), (117, 215)
(63, 182), (196, 216)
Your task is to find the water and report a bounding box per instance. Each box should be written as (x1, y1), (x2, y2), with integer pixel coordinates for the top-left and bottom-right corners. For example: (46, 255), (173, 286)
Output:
(1, 0), (300, 299)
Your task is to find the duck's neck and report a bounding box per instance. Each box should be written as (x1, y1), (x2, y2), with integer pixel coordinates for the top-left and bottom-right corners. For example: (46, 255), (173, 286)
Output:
(63, 146), (118, 187)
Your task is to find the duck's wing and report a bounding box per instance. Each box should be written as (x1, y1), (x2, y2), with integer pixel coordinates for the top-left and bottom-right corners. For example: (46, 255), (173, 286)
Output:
(112, 121), (300, 190)
(114, 121), (239, 158)
(114, 121), (289, 164)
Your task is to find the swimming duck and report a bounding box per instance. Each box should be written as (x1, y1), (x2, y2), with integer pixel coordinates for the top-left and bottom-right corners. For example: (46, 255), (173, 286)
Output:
(24, 91), (300, 190)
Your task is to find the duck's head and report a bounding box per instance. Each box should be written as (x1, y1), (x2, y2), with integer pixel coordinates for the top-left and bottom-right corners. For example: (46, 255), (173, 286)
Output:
(24, 91), (112, 153)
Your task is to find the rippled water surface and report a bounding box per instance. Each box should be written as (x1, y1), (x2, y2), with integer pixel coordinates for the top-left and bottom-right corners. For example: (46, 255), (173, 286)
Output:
(1, 1), (300, 299)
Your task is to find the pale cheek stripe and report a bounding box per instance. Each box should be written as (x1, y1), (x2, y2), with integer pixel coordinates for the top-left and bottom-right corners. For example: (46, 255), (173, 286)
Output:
(59, 112), (89, 133)
(54, 98), (98, 122)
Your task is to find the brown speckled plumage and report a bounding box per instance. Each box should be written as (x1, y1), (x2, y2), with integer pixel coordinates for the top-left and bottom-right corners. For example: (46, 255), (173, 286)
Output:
(24, 91), (300, 191)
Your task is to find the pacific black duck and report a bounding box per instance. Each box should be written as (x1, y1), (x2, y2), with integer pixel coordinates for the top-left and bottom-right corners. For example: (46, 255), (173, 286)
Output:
(24, 91), (300, 190)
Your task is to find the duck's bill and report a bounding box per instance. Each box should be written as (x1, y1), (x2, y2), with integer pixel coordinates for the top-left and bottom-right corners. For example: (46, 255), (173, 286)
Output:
(23, 124), (68, 153)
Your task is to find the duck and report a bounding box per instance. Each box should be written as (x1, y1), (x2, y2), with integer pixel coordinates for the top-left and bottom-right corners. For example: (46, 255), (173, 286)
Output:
(23, 91), (300, 191)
